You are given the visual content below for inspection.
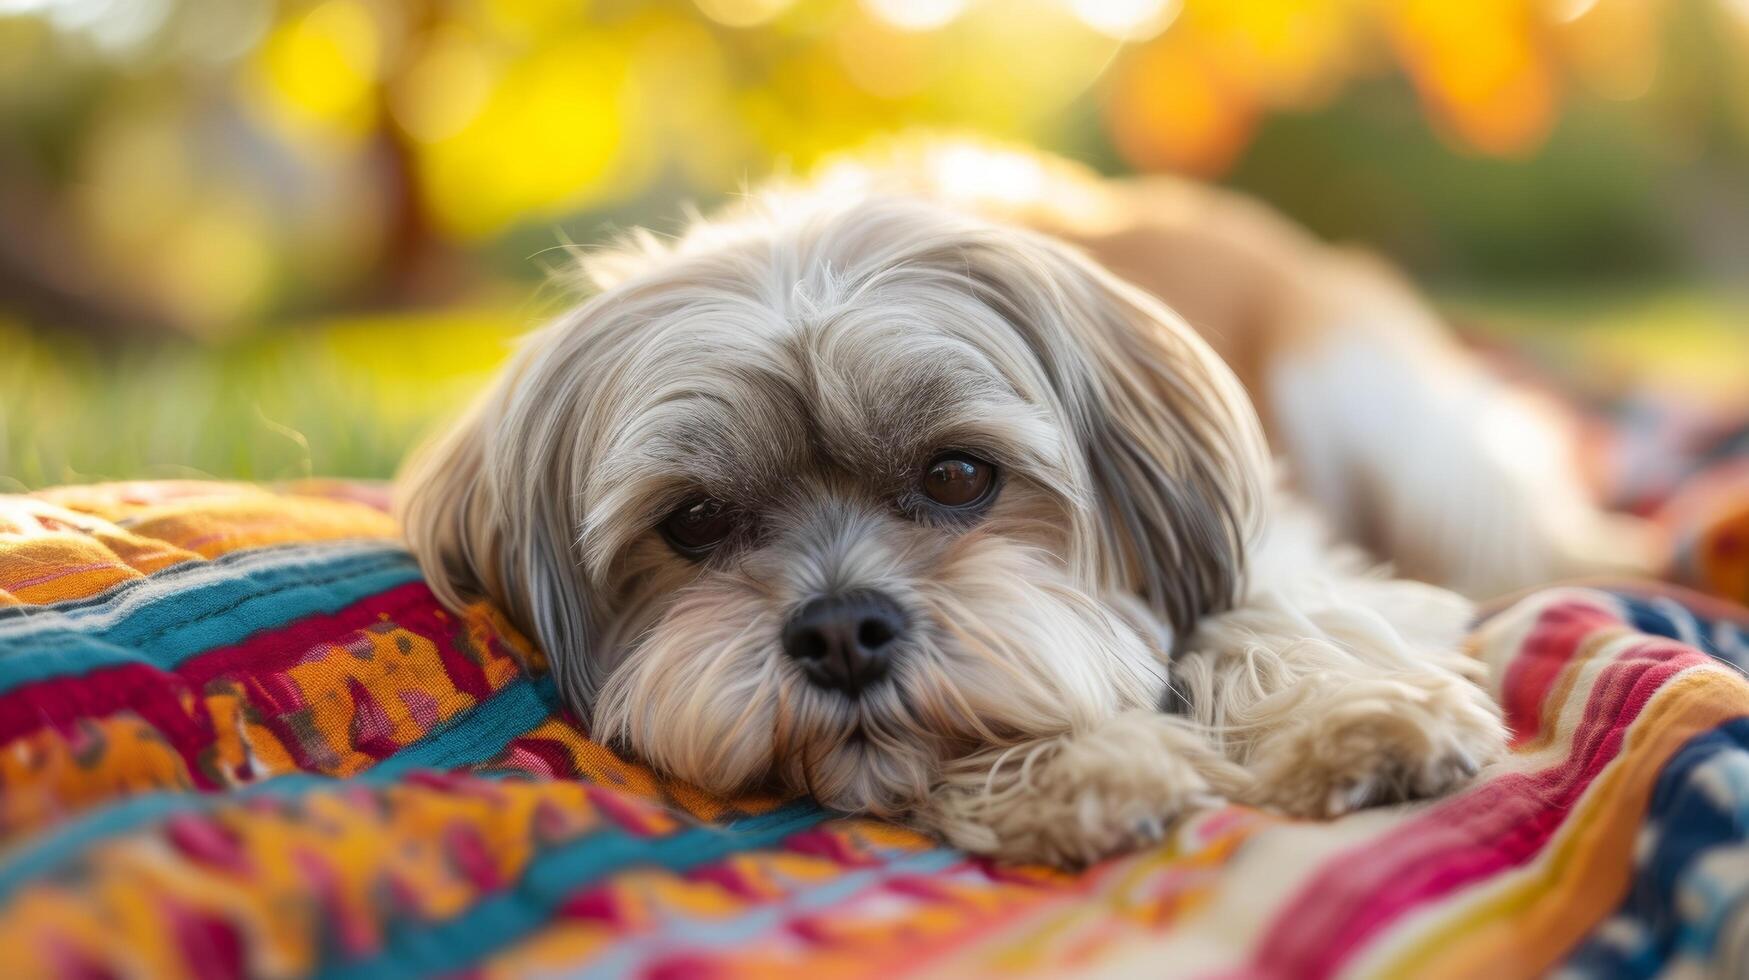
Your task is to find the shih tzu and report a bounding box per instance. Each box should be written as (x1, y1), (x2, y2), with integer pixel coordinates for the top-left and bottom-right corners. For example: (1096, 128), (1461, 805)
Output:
(397, 142), (1652, 866)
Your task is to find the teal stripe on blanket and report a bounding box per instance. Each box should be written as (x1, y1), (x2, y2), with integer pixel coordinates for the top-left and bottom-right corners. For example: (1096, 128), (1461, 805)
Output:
(0, 541), (389, 625)
(0, 673), (556, 900)
(319, 801), (830, 980)
(0, 541), (413, 636)
(0, 543), (421, 695)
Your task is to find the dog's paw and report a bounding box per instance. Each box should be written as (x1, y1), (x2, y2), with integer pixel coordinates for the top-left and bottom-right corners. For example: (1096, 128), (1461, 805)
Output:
(925, 711), (1248, 867)
(1241, 673), (1506, 818)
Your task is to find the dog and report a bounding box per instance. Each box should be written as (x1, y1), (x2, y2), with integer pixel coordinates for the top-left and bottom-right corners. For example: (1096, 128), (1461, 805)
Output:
(397, 142), (1652, 866)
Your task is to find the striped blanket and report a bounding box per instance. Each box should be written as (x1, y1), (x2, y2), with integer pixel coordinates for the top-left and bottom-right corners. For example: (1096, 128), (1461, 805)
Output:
(4, 481), (1749, 978)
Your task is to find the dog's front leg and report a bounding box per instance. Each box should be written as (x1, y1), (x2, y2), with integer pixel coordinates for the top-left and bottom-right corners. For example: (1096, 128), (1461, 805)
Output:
(1173, 500), (1509, 818)
(918, 710), (1250, 866)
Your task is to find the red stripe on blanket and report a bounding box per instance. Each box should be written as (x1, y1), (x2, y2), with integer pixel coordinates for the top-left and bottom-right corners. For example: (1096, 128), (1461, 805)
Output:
(175, 583), (478, 691)
(0, 582), (495, 784)
(186, 582), (502, 775)
(1500, 598), (1623, 744)
(0, 583), (433, 737)
(1240, 622), (1709, 978)
(0, 662), (224, 789)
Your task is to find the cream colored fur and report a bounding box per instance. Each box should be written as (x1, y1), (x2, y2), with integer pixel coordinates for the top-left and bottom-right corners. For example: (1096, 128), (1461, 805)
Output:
(397, 143), (1540, 867)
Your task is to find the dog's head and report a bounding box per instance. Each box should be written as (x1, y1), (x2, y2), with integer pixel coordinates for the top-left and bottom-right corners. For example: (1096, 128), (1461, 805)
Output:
(397, 190), (1268, 814)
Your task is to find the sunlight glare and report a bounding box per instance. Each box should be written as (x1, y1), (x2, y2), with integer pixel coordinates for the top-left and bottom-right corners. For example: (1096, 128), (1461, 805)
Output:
(934, 144), (1045, 205)
(1549, 0), (1599, 23)
(1067, 0), (1182, 41)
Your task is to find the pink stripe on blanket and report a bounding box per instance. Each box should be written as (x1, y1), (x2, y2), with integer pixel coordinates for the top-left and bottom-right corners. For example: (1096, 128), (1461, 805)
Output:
(1234, 615), (1708, 978)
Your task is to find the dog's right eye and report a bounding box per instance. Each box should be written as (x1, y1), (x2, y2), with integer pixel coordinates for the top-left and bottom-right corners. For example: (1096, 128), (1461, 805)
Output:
(659, 497), (737, 558)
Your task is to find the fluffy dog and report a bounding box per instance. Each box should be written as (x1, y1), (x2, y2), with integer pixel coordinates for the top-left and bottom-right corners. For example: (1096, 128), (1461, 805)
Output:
(398, 143), (1647, 866)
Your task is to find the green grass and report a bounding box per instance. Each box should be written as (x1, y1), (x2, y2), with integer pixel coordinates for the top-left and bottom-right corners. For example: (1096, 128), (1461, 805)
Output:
(2, 286), (1744, 492)
(1438, 284), (1749, 404)
(0, 310), (528, 492)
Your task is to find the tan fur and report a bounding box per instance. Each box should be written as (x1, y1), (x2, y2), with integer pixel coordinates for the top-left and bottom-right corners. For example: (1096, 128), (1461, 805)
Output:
(818, 140), (1661, 597)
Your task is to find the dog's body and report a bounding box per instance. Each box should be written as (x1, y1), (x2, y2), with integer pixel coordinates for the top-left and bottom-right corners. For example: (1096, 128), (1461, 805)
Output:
(398, 143), (1649, 865)
(820, 143), (1659, 600)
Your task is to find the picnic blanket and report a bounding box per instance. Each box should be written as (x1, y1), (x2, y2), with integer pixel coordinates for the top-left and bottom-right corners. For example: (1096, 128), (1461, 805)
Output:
(3, 476), (1749, 979)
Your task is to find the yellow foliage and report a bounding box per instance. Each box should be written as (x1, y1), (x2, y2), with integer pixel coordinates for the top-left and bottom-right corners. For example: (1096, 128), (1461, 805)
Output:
(478, 0), (596, 38)
(694, 0), (798, 28)
(392, 23), (495, 143)
(416, 35), (632, 238)
(245, 0), (383, 146)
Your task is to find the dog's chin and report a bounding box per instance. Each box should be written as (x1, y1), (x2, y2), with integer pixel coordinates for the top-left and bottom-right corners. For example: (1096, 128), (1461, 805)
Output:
(771, 707), (944, 815)
(592, 537), (1172, 817)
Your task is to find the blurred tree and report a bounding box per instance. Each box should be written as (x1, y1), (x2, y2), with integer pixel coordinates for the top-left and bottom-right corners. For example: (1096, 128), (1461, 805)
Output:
(0, 0), (1745, 337)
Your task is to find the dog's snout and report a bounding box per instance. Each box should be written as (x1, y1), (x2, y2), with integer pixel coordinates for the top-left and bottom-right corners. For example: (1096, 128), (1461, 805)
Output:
(782, 592), (906, 695)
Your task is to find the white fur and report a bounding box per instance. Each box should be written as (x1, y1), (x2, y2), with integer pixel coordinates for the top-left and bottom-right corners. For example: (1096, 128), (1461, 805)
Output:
(1265, 252), (1660, 598)
(1174, 495), (1504, 818)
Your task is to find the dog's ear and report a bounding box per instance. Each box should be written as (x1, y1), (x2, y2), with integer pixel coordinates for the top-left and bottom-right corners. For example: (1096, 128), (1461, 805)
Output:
(395, 332), (605, 709)
(945, 224), (1270, 639)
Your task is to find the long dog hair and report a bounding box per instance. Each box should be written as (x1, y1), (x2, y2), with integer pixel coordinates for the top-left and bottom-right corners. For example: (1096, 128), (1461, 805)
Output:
(399, 153), (1509, 865)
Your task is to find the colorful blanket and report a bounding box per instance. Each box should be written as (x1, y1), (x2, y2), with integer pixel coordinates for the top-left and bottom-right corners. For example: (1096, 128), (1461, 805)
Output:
(4, 481), (1749, 979)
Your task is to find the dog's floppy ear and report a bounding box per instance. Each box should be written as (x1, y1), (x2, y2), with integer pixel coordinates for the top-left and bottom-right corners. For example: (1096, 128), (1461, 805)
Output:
(395, 328), (605, 709)
(948, 225), (1270, 639)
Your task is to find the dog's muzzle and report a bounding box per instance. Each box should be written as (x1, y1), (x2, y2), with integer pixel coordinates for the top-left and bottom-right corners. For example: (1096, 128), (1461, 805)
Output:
(781, 591), (906, 696)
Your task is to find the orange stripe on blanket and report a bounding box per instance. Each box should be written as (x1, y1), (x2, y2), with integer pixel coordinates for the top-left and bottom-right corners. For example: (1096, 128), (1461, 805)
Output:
(0, 489), (400, 605)
(29, 481), (279, 519)
(0, 712), (204, 846)
(0, 497), (201, 603)
(492, 717), (789, 824)
(123, 497), (398, 559)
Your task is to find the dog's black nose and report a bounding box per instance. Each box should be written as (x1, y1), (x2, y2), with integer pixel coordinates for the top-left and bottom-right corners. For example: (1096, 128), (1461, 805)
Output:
(781, 592), (906, 695)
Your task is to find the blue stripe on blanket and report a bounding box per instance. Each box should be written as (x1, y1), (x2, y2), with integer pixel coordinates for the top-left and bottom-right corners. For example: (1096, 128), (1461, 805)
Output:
(1622, 594), (1749, 668)
(1558, 718), (1749, 978)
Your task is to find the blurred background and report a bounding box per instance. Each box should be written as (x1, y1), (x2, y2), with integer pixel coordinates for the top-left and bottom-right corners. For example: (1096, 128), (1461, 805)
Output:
(2, 0), (1746, 490)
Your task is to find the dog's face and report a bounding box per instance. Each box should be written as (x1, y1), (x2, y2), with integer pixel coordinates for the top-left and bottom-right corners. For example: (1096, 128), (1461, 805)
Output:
(398, 192), (1267, 815)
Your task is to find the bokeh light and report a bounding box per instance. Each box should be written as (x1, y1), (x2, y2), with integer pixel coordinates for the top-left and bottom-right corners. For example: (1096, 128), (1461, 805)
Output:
(862, 0), (967, 32)
(694, 0), (795, 28)
(0, 0), (1744, 339)
(1, 0), (1745, 488)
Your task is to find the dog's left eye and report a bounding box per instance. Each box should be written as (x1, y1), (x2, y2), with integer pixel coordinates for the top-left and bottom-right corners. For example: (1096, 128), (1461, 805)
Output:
(659, 497), (737, 558)
(921, 453), (998, 509)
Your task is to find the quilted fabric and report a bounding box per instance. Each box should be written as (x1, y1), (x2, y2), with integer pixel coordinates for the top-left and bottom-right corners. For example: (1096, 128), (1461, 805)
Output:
(3, 482), (1749, 978)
